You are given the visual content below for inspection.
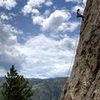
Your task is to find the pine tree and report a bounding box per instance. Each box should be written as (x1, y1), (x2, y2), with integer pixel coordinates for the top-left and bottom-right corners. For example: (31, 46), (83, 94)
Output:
(1, 65), (33, 100)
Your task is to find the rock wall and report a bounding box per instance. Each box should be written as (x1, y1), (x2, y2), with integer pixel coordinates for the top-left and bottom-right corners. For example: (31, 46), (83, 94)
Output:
(60, 0), (100, 100)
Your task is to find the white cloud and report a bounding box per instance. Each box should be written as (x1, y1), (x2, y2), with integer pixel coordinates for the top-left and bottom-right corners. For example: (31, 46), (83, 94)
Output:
(31, 9), (40, 16)
(22, 0), (53, 15)
(65, 0), (87, 5)
(65, 0), (87, 9)
(0, 0), (81, 78)
(71, 0), (87, 13)
(0, 22), (24, 71)
(18, 34), (78, 78)
(0, 13), (10, 20)
(83, 0), (87, 6)
(0, 68), (7, 76)
(0, 22), (78, 78)
(33, 16), (44, 25)
(41, 10), (71, 31)
(45, 0), (53, 6)
(58, 22), (80, 32)
(22, 1), (80, 34)
(32, 9), (79, 33)
(65, 0), (81, 4)
(27, 0), (45, 8)
(22, 0), (45, 15)
(0, 0), (17, 10)
(22, 5), (32, 15)
(0, 13), (15, 21)
(43, 9), (51, 17)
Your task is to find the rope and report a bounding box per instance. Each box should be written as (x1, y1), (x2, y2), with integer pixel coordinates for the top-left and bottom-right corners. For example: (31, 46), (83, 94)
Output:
(67, 35), (80, 77)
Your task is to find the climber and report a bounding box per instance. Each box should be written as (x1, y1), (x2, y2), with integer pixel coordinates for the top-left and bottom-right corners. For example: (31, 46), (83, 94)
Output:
(77, 9), (84, 21)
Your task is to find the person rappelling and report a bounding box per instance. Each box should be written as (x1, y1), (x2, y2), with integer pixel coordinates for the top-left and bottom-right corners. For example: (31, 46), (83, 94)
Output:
(77, 9), (84, 21)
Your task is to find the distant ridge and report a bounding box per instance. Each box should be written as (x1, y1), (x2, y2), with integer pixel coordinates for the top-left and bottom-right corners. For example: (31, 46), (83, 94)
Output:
(0, 77), (68, 100)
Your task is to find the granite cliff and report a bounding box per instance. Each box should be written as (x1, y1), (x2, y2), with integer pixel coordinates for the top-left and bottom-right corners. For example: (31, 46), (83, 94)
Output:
(60, 0), (100, 100)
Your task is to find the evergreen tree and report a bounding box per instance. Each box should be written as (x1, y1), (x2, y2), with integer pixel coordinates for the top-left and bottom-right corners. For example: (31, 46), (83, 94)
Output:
(1, 65), (33, 100)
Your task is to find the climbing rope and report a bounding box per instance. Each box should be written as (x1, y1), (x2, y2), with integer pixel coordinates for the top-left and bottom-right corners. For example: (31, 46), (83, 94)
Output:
(67, 35), (80, 77)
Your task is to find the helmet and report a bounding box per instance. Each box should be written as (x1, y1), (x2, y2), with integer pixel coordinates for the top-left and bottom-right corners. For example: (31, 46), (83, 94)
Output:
(77, 9), (80, 11)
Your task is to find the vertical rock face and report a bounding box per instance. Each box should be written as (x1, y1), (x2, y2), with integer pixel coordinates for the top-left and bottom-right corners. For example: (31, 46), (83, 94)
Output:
(60, 0), (100, 100)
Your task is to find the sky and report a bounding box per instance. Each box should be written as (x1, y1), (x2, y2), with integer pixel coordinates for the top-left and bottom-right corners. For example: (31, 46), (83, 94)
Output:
(0, 0), (87, 79)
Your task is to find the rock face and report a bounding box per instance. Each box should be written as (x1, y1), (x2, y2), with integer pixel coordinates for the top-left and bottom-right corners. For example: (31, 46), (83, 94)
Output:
(60, 0), (100, 100)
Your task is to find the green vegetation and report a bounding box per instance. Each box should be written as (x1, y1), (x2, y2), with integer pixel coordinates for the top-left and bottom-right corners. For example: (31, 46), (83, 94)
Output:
(0, 65), (68, 100)
(0, 65), (33, 100)
(29, 77), (67, 100)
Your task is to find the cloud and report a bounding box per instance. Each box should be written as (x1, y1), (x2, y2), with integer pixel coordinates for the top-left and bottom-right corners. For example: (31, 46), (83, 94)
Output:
(43, 9), (51, 17)
(0, 0), (80, 78)
(71, 0), (87, 13)
(18, 34), (78, 78)
(65, 0), (87, 5)
(32, 16), (44, 25)
(45, 0), (53, 6)
(0, 13), (15, 21)
(42, 10), (71, 31)
(0, 21), (23, 70)
(0, 21), (78, 78)
(22, 0), (45, 15)
(32, 10), (72, 32)
(0, 13), (10, 20)
(22, 1), (79, 33)
(58, 22), (80, 32)
(65, 0), (87, 10)
(0, 68), (7, 76)
(65, 0), (81, 4)
(83, 0), (87, 6)
(32, 10), (79, 33)
(0, 0), (17, 10)
(22, 0), (53, 15)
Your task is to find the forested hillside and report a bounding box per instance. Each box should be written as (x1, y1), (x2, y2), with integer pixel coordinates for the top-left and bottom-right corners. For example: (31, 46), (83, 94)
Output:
(0, 77), (68, 100)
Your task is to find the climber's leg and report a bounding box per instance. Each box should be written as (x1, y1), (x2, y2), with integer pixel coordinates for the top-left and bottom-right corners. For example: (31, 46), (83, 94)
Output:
(77, 15), (84, 21)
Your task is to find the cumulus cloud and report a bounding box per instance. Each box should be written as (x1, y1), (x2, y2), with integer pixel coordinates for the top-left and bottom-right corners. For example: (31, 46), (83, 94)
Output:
(22, 1), (79, 33)
(22, 0), (52, 15)
(45, 0), (53, 6)
(0, 0), (80, 78)
(0, 0), (17, 10)
(0, 13), (15, 22)
(33, 16), (44, 25)
(65, 0), (81, 4)
(0, 13), (10, 20)
(83, 0), (87, 6)
(71, 0), (87, 13)
(0, 68), (7, 76)
(58, 22), (80, 32)
(65, 0), (87, 5)
(42, 10), (71, 31)
(22, 0), (53, 16)
(0, 22), (23, 70)
(32, 10), (72, 32)
(18, 34), (78, 78)
(43, 9), (51, 17)
(0, 21), (78, 78)
(32, 9), (79, 33)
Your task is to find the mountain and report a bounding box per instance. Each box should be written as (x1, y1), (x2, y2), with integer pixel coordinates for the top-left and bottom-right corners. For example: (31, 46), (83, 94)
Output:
(60, 0), (100, 100)
(30, 77), (68, 100)
(0, 77), (68, 100)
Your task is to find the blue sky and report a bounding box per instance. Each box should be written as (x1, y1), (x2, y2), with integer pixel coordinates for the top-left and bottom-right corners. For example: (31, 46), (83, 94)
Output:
(0, 0), (86, 78)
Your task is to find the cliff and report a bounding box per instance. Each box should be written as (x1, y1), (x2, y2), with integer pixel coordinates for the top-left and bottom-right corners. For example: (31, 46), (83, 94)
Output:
(60, 0), (100, 100)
